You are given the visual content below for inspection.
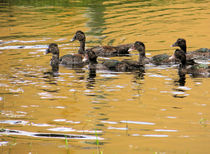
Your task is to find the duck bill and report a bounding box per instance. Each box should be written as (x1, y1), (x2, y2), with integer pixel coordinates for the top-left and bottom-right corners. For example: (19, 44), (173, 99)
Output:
(70, 34), (77, 42)
(171, 41), (178, 47)
(169, 54), (175, 60)
(45, 48), (50, 55)
(128, 45), (136, 52)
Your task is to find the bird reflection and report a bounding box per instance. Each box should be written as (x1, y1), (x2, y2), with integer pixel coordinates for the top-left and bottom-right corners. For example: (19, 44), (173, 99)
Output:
(44, 64), (59, 77)
(174, 70), (186, 86)
(86, 64), (96, 89)
(133, 66), (145, 80)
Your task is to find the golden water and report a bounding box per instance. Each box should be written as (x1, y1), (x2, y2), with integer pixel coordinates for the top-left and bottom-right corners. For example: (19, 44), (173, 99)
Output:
(0, 0), (210, 153)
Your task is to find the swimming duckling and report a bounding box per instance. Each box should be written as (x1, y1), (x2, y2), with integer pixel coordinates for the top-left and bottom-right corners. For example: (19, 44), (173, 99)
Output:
(170, 49), (210, 77)
(129, 41), (171, 65)
(71, 30), (133, 57)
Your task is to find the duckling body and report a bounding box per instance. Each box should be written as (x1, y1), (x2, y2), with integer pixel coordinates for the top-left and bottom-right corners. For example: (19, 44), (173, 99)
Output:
(172, 38), (210, 59)
(102, 59), (142, 72)
(150, 54), (170, 65)
(60, 54), (84, 65)
(71, 30), (133, 57)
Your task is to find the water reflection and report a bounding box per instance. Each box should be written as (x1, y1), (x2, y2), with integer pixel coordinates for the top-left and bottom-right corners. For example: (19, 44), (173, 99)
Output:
(133, 66), (145, 80)
(86, 65), (96, 89)
(44, 68), (59, 78)
(1, 0), (210, 154)
(172, 71), (190, 98)
(174, 70), (186, 86)
(85, 1), (106, 42)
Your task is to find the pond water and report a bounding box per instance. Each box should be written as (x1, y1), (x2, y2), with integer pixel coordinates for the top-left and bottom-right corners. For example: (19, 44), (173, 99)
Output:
(0, 0), (210, 153)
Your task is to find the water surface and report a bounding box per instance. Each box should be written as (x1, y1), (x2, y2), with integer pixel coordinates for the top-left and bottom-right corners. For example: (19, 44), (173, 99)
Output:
(0, 0), (210, 154)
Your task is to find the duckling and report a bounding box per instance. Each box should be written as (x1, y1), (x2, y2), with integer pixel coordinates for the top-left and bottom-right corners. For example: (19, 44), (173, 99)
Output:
(46, 43), (85, 67)
(171, 38), (210, 59)
(45, 43), (59, 73)
(170, 49), (210, 77)
(129, 41), (171, 65)
(70, 30), (133, 57)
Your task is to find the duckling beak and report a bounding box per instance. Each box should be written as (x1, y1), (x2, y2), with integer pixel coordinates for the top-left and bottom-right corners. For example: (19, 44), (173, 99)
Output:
(169, 54), (175, 60)
(171, 42), (178, 47)
(128, 45), (136, 52)
(70, 35), (76, 42)
(45, 48), (50, 55)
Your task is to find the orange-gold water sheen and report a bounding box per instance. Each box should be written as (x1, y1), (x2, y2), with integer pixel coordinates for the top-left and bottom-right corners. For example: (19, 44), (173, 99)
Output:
(0, 0), (210, 154)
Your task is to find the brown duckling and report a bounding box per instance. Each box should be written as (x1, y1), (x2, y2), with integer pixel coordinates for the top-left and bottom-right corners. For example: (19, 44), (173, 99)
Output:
(129, 41), (172, 65)
(170, 49), (210, 77)
(71, 30), (133, 57)
(46, 43), (85, 67)
(171, 38), (210, 59)
(45, 43), (59, 73)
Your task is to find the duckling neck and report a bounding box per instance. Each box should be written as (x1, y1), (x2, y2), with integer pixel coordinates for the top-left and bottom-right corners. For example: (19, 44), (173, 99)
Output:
(52, 54), (59, 60)
(180, 45), (187, 53)
(51, 54), (59, 72)
(138, 51), (146, 65)
(180, 59), (187, 69)
(79, 40), (85, 54)
(90, 60), (98, 65)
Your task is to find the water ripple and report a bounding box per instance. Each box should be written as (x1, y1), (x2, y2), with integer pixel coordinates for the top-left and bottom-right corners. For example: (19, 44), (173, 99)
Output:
(0, 129), (103, 140)
(120, 120), (155, 125)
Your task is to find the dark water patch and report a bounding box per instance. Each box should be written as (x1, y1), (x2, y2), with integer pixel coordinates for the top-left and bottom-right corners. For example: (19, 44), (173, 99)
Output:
(23, 74), (38, 78)
(43, 80), (58, 85)
(35, 133), (85, 139)
(8, 52), (21, 56)
(82, 140), (105, 146)
(96, 123), (104, 127)
(172, 88), (185, 92)
(85, 94), (97, 97)
(172, 107), (182, 109)
(93, 107), (101, 110)
(0, 92), (20, 95)
(173, 95), (187, 98)
(99, 118), (109, 121)
(41, 89), (60, 93)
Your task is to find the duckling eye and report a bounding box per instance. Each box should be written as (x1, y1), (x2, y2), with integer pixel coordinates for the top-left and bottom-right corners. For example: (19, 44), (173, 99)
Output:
(134, 42), (140, 47)
(76, 34), (80, 39)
